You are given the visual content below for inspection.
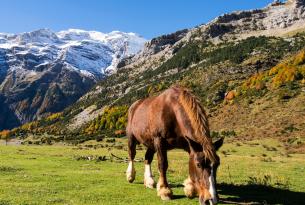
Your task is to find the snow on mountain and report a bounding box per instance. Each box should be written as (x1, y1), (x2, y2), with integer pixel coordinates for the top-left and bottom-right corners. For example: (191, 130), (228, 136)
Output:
(0, 28), (146, 76)
(57, 29), (146, 73)
(0, 28), (146, 130)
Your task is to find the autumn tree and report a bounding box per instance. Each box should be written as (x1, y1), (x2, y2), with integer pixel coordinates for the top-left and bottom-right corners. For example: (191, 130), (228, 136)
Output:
(0, 130), (11, 145)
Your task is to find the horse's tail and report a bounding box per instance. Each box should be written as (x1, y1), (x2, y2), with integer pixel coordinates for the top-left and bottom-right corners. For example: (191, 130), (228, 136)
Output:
(178, 86), (217, 163)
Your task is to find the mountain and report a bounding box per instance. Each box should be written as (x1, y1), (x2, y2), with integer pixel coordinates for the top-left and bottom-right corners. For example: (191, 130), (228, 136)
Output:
(7, 1), (305, 152)
(0, 29), (146, 130)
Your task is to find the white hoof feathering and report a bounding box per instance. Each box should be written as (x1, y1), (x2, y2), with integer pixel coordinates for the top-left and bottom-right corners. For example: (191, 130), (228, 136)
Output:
(183, 177), (196, 198)
(144, 177), (155, 189)
(126, 161), (136, 183)
(144, 164), (155, 188)
(158, 187), (173, 200)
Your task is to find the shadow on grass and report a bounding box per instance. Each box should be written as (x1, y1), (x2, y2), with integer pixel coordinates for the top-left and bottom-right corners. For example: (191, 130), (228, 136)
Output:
(218, 183), (305, 205)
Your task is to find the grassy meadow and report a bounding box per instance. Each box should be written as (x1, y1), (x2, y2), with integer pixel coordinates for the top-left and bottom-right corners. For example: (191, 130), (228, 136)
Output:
(0, 138), (304, 205)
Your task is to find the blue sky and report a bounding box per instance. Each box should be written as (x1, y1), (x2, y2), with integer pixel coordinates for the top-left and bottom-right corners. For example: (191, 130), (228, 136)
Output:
(0, 0), (273, 39)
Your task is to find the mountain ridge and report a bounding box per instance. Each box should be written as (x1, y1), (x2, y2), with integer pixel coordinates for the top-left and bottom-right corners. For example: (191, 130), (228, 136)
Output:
(0, 29), (146, 130)
(67, 0), (305, 135)
(3, 1), (305, 149)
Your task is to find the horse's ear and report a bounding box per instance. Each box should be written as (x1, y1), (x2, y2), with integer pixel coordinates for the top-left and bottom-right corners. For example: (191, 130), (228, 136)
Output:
(213, 137), (224, 151)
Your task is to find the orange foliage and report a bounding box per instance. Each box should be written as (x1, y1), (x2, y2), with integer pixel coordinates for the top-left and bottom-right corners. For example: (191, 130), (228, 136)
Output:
(242, 72), (267, 90)
(0, 130), (10, 138)
(243, 49), (305, 90)
(114, 129), (126, 136)
(225, 90), (236, 101)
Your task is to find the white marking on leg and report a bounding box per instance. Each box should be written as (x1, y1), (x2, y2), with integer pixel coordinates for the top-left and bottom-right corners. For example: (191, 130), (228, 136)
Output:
(144, 164), (155, 188)
(126, 161), (135, 182)
(209, 168), (217, 204)
(144, 164), (152, 178)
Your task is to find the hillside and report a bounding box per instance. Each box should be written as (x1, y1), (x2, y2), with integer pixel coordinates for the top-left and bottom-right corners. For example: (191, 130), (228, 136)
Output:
(6, 0), (305, 152)
(0, 29), (146, 130)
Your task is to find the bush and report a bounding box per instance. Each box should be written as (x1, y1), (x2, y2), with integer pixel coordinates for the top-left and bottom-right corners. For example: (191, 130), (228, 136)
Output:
(82, 105), (128, 136)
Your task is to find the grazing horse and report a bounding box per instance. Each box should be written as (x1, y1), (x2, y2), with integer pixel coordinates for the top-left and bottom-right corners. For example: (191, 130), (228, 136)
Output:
(126, 85), (223, 205)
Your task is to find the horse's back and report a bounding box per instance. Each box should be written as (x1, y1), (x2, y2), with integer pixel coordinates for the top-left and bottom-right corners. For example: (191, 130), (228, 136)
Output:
(127, 87), (181, 140)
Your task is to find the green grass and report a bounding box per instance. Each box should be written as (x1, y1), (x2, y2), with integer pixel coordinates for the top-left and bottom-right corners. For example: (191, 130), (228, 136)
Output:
(0, 138), (304, 205)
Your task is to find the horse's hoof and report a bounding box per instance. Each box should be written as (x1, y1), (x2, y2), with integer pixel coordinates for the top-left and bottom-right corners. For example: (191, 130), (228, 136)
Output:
(126, 171), (136, 183)
(183, 178), (196, 198)
(158, 187), (173, 200)
(144, 177), (155, 189)
(127, 176), (135, 183)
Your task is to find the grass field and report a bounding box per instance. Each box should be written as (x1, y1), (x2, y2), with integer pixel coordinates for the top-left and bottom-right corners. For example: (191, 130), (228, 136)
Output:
(0, 138), (304, 205)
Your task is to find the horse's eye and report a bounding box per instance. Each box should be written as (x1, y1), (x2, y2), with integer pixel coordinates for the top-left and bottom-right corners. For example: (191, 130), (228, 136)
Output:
(196, 163), (201, 168)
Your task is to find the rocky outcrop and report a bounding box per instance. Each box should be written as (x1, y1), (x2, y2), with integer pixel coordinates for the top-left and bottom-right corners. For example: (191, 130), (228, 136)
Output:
(205, 0), (305, 39)
(0, 29), (146, 130)
(0, 62), (95, 128)
(22, 0), (305, 132)
(143, 29), (188, 55)
(118, 0), (305, 75)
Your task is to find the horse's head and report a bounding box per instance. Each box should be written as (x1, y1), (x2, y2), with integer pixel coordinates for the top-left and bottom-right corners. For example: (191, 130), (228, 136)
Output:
(188, 138), (224, 205)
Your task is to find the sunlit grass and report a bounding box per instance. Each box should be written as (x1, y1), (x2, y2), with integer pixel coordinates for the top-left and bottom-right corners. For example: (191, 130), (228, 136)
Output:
(0, 138), (304, 205)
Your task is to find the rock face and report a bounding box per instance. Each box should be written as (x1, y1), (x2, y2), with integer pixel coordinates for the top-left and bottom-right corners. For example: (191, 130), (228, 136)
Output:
(121, 0), (305, 74)
(194, 0), (305, 41)
(118, 29), (189, 73)
(3, 1), (305, 131)
(12, 0), (305, 133)
(290, 0), (305, 7)
(0, 29), (146, 130)
(143, 29), (188, 55)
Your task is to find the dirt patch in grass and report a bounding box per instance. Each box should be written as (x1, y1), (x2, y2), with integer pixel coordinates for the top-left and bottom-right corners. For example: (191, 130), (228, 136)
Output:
(0, 166), (23, 173)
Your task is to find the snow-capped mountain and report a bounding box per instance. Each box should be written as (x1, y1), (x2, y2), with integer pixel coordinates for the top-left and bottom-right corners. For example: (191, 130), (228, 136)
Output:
(0, 29), (146, 130)
(0, 28), (146, 76)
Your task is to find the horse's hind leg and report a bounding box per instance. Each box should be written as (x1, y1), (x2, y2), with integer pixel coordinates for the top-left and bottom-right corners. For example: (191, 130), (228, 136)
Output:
(154, 137), (173, 200)
(126, 134), (137, 183)
(144, 148), (155, 189)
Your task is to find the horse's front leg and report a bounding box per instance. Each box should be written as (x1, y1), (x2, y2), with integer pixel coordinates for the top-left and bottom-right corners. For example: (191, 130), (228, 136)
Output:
(154, 137), (173, 200)
(144, 148), (156, 189)
(126, 134), (137, 183)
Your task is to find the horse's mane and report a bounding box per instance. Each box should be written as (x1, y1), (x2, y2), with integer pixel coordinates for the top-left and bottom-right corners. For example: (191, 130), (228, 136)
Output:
(176, 85), (217, 164)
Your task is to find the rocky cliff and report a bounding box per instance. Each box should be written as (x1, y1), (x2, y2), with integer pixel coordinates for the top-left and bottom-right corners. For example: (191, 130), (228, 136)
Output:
(0, 29), (146, 130)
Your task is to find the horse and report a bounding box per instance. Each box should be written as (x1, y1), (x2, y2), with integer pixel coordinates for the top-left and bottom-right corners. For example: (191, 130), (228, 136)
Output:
(126, 85), (223, 205)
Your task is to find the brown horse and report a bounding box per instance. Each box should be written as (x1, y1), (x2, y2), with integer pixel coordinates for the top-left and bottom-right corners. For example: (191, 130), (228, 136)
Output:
(126, 85), (223, 205)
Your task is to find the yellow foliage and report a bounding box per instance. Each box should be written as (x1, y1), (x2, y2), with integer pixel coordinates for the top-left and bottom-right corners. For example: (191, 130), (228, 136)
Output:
(271, 65), (297, 87)
(82, 105), (128, 135)
(46, 112), (62, 121)
(299, 65), (305, 76)
(269, 63), (284, 76)
(293, 50), (305, 66)
(21, 121), (39, 131)
(242, 72), (266, 90)
(243, 49), (305, 90)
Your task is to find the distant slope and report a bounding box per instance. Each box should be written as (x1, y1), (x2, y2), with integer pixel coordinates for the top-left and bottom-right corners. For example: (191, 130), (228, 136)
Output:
(11, 34), (305, 141)
(8, 1), (305, 151)
(0, 29), (146, 130)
